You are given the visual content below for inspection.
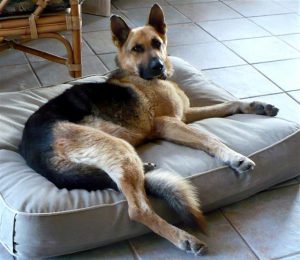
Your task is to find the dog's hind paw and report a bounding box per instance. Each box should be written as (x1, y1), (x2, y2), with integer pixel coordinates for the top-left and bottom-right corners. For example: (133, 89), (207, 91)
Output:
(179, 235), (208, 256)
(143, 162), (157, 173)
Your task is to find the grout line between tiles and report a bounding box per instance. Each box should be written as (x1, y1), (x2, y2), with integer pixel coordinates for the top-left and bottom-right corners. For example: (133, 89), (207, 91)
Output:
(220, 209), (260, 260)
(193, 22), (256, 67)
(113, 1), (171, 10)
(287, 89), (300, 94)
(250, 56), (300, 65)
(277, 32), (300, 37)
(246, 22), (300, 54)
(170, 4), (244, 23)
(201, 63), (248, 71)
(82, 38), (97, 56)
(249, 59), (300, 95)
(272, 251), (300, 259)
(276, 35), (300, 53)
(117, 5), (192, 27)
(215, 34), (272, 42)
(166, 0), (214, 5)
(222, 40), (300, 65)
(285, 91), (300, 105)
(193, 26), (300, 94)
(81, 35), (115, 56)
(157, 20), (192, 26)
(219, 0), (248, 19)
(240, 91), (284, 100)
(95, 55), (110, 72)
(238, 11), (295, 19)
(194, 21), (300, 98)
(219, 0), (295, 19)
(24, 54), (43, 88)
(127, 240), (140, 260)
(196, 3), (300, 49)
(92, 50), (117, 55)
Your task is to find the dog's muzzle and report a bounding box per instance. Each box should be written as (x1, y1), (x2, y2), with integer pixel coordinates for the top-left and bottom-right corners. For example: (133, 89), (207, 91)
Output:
(139, 57), (166, 80)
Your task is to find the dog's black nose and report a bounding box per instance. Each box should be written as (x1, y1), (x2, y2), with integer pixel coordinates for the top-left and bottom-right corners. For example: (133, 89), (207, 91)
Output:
(149, 57), (164, 74)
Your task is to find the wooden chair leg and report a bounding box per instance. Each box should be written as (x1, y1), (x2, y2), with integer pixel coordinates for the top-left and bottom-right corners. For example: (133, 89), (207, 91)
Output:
(71, 1), (82, 78)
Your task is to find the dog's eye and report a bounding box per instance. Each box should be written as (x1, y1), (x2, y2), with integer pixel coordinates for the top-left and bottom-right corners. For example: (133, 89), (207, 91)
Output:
(152, 38), (161, 49)
(132, 44), (144, 53)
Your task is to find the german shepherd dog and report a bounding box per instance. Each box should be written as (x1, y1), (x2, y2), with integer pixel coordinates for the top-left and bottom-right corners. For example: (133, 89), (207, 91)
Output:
(20, 4), (279, 256)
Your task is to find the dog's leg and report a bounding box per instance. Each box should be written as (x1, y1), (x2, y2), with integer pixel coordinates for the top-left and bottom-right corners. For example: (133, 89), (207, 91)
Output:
(53, 122), (207, 255)
(185, 101), (279, 123)
(154, 117), (255, 174)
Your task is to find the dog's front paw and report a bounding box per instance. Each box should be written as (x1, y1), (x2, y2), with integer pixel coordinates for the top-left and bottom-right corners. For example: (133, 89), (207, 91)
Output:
(229, 155), (255, 174)
(249, 101), (279, 117)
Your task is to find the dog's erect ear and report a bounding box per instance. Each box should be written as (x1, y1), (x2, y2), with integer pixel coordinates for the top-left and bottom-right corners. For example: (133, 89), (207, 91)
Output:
(148, 4), (166, 35)
(110, 15), (131, 47)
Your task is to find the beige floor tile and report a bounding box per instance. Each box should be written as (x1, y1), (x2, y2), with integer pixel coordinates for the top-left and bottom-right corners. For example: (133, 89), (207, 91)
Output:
(130, 210), (257, 260)
(254, 59), (300, 91)
(168, 0), (217, 5)
(112, 0), (169, 9)
(279, 254), (300, 260)
(45, 242), (134, 260)
(31, 56), (108, 86)
(204, 65), (282, 98)
(82, 11), (134, 32)
(274, 0), (300, 14)
(121, 5), (190, 26)
(279, 34), (300, 52)
(83, 31), (117, 54)
(198, 18), (270, 41)
(0, 49), (27, 67)
(168, 23), (215, 46)
(98, 53), (118, 71)
(224, 37), (300, 63)
(0, 244), (13, 260)
(243, 93), (300, 124)
(25, 38), (95, 63)
(168, 42), (246, 70)
(223, 0), (291, 17)
(175, 2), (242, 22)
(251, 14), (300, 35)
(222, 184), (300, 259)
(0, 64), (40, 92)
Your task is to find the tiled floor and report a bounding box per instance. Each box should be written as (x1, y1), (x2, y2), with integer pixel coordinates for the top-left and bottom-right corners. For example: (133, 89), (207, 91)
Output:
(0, 0), (300, 259)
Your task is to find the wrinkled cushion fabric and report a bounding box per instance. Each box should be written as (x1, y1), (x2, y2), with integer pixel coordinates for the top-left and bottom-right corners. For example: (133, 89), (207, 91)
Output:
(0, 56), (299, 258)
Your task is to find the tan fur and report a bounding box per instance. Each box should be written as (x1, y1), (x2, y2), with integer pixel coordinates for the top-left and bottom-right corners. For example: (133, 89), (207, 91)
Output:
(50, 4), (278, 256)
(52, 121), (207, 254)
(115, 25), (172, 78)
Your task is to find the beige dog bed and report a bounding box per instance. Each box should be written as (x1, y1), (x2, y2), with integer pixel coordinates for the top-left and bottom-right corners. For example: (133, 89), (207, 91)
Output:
(0, 57), (299, 258)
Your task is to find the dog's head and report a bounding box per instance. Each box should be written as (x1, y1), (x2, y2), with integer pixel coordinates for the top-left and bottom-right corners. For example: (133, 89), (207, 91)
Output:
(110, 4), (173, 80)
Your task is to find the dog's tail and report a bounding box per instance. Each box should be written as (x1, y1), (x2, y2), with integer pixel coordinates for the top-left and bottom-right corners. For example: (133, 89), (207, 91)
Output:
(144, 169), (207, 233)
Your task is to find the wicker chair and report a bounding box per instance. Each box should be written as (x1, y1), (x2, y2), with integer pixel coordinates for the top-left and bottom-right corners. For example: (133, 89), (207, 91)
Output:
(0, 0), (83, 78)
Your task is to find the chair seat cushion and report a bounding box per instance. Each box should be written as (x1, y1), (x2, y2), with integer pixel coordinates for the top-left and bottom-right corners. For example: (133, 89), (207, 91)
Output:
(0, 0), (83, 17)
(0, 57), (299, 258)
